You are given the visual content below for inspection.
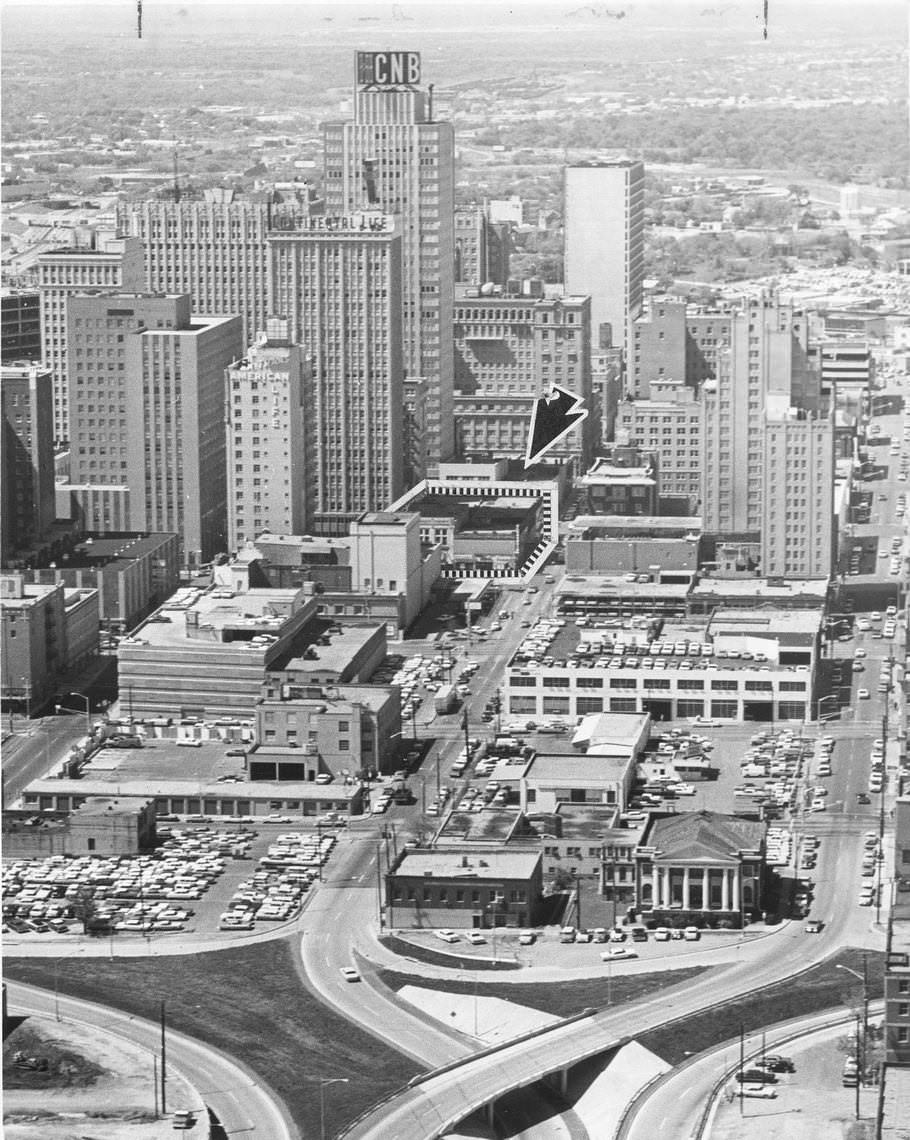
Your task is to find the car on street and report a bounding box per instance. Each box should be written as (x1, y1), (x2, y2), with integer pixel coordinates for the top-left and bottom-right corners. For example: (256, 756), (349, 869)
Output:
(805, 919), (824, 934)
(857, 792), (872, 805)
(857, 688), (870, 699)
(340, 967), (361, 982)
(602, 947), (638, 961)
(466, 931), (486, 945)
(517, 932), (536, 945)
(436, 929), (459, 943)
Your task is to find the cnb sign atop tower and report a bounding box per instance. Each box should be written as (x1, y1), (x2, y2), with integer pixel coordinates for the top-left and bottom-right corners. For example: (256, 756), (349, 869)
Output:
(356, 51), (421, 88)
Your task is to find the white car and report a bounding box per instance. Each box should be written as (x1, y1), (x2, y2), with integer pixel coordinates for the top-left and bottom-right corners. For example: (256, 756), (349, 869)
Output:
(435, 929), (459, 943)
(602, 947), (638, 960)
(340, 967), (361, 982)
(466, 931), (486, 944)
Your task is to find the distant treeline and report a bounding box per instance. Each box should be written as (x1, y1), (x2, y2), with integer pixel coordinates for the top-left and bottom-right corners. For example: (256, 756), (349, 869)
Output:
(481, 102), (909, 184)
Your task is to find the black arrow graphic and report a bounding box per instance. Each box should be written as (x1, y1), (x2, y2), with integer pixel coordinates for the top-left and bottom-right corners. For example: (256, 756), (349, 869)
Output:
(524, 384), (589, 468)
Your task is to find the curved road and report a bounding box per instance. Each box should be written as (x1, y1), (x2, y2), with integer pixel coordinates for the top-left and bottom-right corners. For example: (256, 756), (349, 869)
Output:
(5, 980), (298, 1140)
(619, 1000), (885, 1140)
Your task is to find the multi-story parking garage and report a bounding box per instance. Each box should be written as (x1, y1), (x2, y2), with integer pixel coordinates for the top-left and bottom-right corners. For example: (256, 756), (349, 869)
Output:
(505, 608), (821, 724)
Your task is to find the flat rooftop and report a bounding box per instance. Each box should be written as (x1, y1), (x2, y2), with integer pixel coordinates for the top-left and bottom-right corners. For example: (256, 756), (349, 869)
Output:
(532, 804), (621, 840)
(568, 516), (702, 533)
(509, 616), (816, 675)
(135, 587), (304, 649)
(556, 577), (691, 599)
(281, 623), (379, 676)
(691, 578), (828, 604)
(526, 753), (632, 783)
(709, 608), (823, 637)
(393, 848), (540, 880)
(25, 776), (357, 803)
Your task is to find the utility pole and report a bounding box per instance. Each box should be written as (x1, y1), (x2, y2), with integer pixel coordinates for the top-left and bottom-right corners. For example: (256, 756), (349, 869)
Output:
(739, 1023), (745, 1116)
(376, 843), (385, 930)
(160, 1001), (167, 1115)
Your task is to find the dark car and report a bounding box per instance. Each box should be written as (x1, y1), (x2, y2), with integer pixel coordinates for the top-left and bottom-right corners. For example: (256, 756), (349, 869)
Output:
(857, 793), (872, 805)
(735, 1069), (777, 1084)
(630, 926), (649, 942)
(760, 1055), (796, 1073)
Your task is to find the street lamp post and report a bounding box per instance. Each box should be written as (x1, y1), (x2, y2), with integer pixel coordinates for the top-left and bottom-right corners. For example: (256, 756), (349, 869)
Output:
(316, 1077), (349, 1140)
(56, 691), (91, 732)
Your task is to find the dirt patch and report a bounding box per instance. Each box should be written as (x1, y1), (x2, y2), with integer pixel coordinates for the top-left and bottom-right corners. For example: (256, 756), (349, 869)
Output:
(4, 1022), (106, 1089)
(2, 1014), (202, 1140)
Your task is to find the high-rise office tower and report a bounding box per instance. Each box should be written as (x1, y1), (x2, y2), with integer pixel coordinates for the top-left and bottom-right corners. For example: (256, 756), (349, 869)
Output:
(66, 292), (242, 563)
(700, 295), (832, 578)
(269, 214), (404, 535)
(454, 204), (511, 288)
(761, 398), (834, 579)
(2, 289), (42, 365)
(453, 285), (593, 467)
(564, 160), (645, 361)
(226, 318), (310, 551)
(38, 230), (144, 446)
(117, 186), (323, 350)
(1, 365), (55, 563)
(323, 51), (455, 471)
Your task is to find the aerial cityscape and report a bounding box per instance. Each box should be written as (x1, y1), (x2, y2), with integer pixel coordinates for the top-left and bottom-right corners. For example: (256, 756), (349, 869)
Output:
(3, 1), (910, 1138)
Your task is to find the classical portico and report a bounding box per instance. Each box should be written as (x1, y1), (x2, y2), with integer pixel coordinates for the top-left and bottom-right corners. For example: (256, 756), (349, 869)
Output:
(634, 810), (765, 926)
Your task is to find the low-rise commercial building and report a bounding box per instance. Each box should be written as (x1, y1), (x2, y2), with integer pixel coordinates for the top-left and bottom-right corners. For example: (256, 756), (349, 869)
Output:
(0, 573), (99, 710)
(387, 460), (561, 581)
(248, 683), (401, 781)
(578, 449), (658, 517)
(21, 776), (362, 820)
(2, 797), (156, 858)
(386, 848), (543, 929)
(117, 582), (323, 719)
(24, 533), (180, 632)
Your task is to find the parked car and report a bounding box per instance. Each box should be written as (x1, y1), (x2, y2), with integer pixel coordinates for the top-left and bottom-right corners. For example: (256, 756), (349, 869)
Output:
(435, 929), (459, 943)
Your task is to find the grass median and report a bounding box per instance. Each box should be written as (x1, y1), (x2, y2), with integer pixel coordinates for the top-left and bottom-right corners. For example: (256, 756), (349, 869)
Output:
(637, 947), (885, 1064)
(4, 937), (420, 1138)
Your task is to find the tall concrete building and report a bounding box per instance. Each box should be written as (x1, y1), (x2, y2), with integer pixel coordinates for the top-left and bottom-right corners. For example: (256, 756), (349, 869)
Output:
(117, 186), (323, 349)
(454, 203), (511, 288)
(323, 50), (455, 471)
(37, 230), (144, 445)
(564, 160), (645, 361)
(1, 365), (56, 563)
(2, 289), (42, 365)
(700, 296), (832, 578)
(616, 377), (702, 505)
(761, 398), (834, 579)
(453, 285), (593, 467)
(269, 214), (404, 535)
(226, 319), (310, 550)
(66, 292), (243, 564)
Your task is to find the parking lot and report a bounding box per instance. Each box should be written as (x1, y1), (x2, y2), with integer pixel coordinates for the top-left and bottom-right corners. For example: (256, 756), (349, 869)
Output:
(2, 820), (345, 941)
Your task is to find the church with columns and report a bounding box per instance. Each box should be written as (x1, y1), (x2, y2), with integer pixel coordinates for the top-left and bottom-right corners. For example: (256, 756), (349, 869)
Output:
(634, 810), (766, 928)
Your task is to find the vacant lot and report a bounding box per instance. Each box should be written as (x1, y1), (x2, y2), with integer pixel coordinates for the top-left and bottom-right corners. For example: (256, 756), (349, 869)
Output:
(4, 938), (420, 1138)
